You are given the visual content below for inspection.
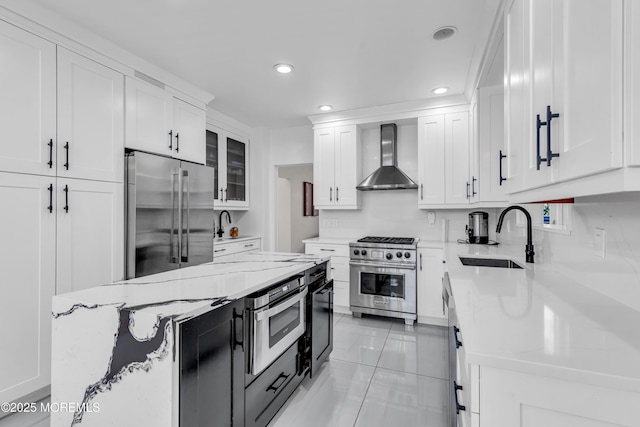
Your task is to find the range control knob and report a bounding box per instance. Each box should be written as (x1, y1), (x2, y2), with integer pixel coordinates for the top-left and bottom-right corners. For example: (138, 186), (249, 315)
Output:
(386, 253), (393, 260)
(396, 251), (403, 258)
(361, 250), (367, 256)
(404, 252), (411, 259)
(353, 249), (360, 255)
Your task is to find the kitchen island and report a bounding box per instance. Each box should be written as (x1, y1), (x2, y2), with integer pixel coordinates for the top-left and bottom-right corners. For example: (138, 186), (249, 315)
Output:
(50, 252), (329, 427)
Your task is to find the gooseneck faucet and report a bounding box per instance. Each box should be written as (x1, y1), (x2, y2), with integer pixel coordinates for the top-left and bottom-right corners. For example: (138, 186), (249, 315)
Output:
(217, 210), (231, 238)
(496, 205), (535, 263)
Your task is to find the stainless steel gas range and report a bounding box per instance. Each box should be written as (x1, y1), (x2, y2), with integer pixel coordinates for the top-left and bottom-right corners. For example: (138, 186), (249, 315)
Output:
(349, 236), (418, 325)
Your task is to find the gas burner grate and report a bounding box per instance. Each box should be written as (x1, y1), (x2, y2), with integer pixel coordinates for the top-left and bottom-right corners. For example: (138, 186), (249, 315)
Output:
(357, 236), (416, 245)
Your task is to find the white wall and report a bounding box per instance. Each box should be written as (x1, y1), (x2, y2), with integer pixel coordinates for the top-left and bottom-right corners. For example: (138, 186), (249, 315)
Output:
(493, 193), (640, 312)
(278, 164), (319, 253)
(276, 178), (292, 251)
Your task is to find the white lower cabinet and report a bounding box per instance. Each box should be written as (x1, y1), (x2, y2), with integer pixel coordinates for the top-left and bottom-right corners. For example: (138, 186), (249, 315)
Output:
(56, 178), (124, 294)
(213, 237), (261, 259)
(416, 248), (446, 325)
(0, 173), (56, 405)
(305, 242), (350, 313)
(0, 173), (123, 405)
(481, 366), (638, 427)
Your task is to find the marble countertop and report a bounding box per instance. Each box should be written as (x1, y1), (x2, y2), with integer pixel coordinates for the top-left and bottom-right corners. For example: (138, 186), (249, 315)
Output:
(302, 236), (356, 245)
(214, 235), (261, 245)
(53, 252), (329, 321)
(445, 242), (640, 392)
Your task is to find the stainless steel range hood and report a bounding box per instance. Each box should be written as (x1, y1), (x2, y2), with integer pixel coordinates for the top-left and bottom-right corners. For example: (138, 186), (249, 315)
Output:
(356, 123), (418, 191)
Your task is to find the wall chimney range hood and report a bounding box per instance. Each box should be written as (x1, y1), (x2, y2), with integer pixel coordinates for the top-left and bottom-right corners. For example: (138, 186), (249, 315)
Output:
(356, 123), (418, 191)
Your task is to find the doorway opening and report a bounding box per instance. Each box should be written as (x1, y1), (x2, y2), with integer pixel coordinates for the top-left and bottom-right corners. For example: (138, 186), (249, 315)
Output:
(276, 164), (318, 253)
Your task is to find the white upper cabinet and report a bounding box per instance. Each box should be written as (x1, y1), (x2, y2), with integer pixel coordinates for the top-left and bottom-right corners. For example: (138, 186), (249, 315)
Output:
(0, 21), (56, 177)
(208, 126), (249, 209)
(625, 0), (640, 166)
(505, 0), (623, 194)
(418, 110), (470, 207)
(477, 86), (508, 203)
(125, 77), (174, 156)
(125, 77), (206, 164)
(57, 48), (124, 182)
(418, 115), (445, 205)
(446, 112), (471, 205)
(313, 125), (361, 209)
(172, 97), (206, 164)
(313, 127), (336, 207)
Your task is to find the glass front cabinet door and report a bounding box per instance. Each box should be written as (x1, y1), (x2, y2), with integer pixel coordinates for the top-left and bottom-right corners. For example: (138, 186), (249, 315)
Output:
(206, 126), (249, 209)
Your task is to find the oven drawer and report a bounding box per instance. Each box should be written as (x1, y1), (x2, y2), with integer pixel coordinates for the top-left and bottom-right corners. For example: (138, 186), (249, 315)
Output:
(245, 343), (302, 427)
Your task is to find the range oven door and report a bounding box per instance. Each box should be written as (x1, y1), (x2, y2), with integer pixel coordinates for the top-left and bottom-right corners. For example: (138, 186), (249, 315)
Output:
(349, 261), (417, 314)
(250, 287), (308, 375)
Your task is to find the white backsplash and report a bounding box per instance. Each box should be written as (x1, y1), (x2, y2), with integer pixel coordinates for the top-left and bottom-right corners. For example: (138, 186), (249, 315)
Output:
(320, 192), (640, 312)
(319, 190), (500, 242)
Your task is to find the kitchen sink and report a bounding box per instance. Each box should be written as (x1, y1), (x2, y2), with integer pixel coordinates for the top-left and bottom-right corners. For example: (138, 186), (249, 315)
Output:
(458, 256), (523, 269)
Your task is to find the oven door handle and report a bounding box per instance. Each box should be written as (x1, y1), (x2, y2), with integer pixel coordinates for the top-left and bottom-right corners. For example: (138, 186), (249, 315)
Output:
(254, 287), (308, 322)
(349, 261), (416, 271)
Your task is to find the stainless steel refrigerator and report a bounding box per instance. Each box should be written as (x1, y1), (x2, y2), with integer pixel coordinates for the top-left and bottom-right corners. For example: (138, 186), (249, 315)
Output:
(125, 151), (215, 278)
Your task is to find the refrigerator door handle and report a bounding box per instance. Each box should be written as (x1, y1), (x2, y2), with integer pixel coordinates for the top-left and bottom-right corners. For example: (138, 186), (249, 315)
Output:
(182, 170), (190, 262)
(171, 170), (180, 264)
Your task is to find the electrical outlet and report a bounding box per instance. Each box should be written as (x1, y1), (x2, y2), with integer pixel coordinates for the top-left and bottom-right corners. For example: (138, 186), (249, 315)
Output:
(427, 211), (436, 228)
(594, 228), (606, 258)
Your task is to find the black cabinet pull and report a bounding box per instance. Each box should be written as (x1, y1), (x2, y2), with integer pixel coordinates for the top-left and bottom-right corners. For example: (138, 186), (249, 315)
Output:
(336, 187), (339, 202)
(536, 114), (547, 170)
(175, 132), (180, 153)
(454, 381), (466, 414)
(266, 372), (290, 393)
(168, 130), (173, 150)
(47, 184), (53, 213)
(63, 185), (69, 213)
(453, 326), (462, 348)
(47, 139), (53, 168)
(420, 183), (424, 200)
(466, 182), (470, 199)
(545, 105), (560, 167)
(471, 176), (477, 196)
(329, 187), (332, 202)
(499, 150), (507, 185)
(64, 142), (69, 170)
(232, 309), (244, 352)
(219, 187), (224, 202)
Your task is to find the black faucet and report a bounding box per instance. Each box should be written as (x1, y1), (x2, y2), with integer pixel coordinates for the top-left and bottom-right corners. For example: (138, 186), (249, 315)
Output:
(496, 205), (535, 263)
(217, 210), (231, 238)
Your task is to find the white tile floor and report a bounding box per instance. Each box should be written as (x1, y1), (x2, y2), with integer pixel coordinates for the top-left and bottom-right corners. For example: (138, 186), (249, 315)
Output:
(269, 314), (450, 427)
(0, 314), (450, 427)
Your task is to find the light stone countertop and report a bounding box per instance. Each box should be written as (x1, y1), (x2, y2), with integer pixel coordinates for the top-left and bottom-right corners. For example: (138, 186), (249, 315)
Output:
(53, 251), (329, 321)
(445, 241), (640, 392)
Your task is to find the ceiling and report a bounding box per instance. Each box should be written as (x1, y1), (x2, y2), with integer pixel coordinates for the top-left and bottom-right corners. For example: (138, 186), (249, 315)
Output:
(19, 0), (501, 128)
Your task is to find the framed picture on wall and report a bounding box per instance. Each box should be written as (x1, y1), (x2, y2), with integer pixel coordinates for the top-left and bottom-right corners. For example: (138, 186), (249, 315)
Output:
(303, 182), (318, 216)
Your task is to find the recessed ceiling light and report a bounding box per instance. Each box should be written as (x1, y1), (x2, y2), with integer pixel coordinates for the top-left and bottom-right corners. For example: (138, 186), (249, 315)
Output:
(432, 26), (457, 41)
(432, 87), (449, 95)
(274, 63), (294, 74)
(318, 105), (333, 112)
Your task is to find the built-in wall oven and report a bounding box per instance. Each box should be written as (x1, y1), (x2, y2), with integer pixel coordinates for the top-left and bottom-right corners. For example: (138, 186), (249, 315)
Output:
(350, 237), (418, 325)
(246, 274), (307, 376)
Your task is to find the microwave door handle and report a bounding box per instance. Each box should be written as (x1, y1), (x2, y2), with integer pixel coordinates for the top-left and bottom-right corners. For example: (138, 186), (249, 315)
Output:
(254, 288), (308, 322)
